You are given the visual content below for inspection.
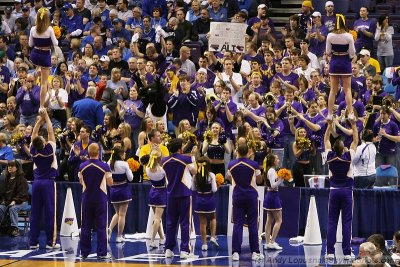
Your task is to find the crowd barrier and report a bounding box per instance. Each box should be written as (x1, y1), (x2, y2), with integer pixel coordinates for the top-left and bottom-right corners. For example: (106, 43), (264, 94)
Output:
(54, 183), (400, 239)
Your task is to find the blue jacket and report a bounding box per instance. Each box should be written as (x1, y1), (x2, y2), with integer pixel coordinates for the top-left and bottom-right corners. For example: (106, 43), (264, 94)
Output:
(71, 97), (104, 130)
(61, 15), (84, 36)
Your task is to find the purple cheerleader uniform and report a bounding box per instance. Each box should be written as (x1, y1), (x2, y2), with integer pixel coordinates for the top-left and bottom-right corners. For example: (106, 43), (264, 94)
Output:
(326, 32), (356, 76)
(263, 168), (283, 210)
(29, 26), (58, 68)
(193, 173), (217, 213)
(146, 167), (167, 207)
(109, 161), (133, 203)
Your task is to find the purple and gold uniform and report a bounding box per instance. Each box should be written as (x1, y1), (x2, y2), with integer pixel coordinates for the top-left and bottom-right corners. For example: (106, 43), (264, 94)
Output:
(264, 168), (283, 210)
(29, 141), (58, 248)
(162, 154), (195, 254)
(326, 149), (355, 256)
(227, 157), (261, 255)
(146, 167), (167, 207)
(193, 173), (217, 213)
(326, 32), (356, 75)
(109, 161), (133, 203)
(78, 159), (112, 258)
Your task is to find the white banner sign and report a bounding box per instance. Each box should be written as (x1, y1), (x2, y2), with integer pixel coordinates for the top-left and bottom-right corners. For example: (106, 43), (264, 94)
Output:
(208, 22), (247, 53)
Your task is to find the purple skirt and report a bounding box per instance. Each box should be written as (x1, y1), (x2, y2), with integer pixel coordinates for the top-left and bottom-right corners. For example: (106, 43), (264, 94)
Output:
(110, 183), (132, 203)
(194, 192), (216, 213)
(329, 55), (352, 75)
(30, 48), (51, 68)
(148, 187), (167, 207)
(263, 190), (282, 210)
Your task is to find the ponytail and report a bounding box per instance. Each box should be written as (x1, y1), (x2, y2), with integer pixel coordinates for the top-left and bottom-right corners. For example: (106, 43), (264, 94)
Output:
(110, 146), (124, 171)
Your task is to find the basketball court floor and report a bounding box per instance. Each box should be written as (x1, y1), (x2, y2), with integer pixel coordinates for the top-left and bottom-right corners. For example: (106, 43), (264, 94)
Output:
(0, 232), (365, 266)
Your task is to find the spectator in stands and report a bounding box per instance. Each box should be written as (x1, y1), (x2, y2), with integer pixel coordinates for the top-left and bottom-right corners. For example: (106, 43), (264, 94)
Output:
(0, 160), (29, 237)
(75, 0), (91, 25)
(307, 11), (328, 59)
(299, 39), (320, 70)
(98, 0), (111, 26)
(12, 0), (23, 19)
(109, 47), (129, 71)
(353, 6), (376, 53)
(247, 4), (267, 27)
(107, 19), (132, 47)
(281, 15), (306, 47)
(61, 4), (84, 41)
(151, 7), (167, 29)
(214, 58), (242, 103)
(208, 0), (228, 22)
(186, 0), (201, 23)
(175, 9), (197, 46)
(298, 0), (313, 34)
(71, 87), (104, 130)
(359, 49), (377, 77)
(16, 74), (40, 126)
(373, 106), (400, 169)
(375, 14), (394, 71)
(322, 1), (336, 33)
(117, 0), (133, 22)
(4, 7), (16, 35)
(126, 6), (143, 34)
(142, 0), (168, 19)
(179, 46), (196, 79)
(192, 8), (211, 49)
(220, 0), (239, 20)
(250, 15), (276, 48)
(93, 36), (108, 57)
(81, 25), (101, 48)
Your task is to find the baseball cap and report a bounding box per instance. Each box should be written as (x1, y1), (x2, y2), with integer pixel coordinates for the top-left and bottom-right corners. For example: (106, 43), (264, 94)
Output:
(359, 49), (370, 56)
(166, 65), (176, 72)
(112, 18), (121, 24)
(14, 0), (22, 3)
(258, 4), (267, 9)
(63, 3), (73, 10)
(239, 9), (248, 17)
(197, 68), (207, 74)
(325, 1), (334, 7)
(5, 7), (12, 13)
(99, 55), (110, 62)
(302, 1), (314, 9)
(312, 11), (322, 17)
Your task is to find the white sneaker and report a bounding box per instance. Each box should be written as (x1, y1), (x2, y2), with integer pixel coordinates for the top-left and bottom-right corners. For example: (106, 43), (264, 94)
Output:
(264, 243), (272, 249)
(46, 243), (61, 249)
(201, 244), (208, 251)
(165, 249), (174, 258)
(159, 238), (165, 245)
(344, 253), (355, 261)
(98, 253), (112, 260)
(180, 251), (193, 259)
(115, 236), (125, 243)
(149, 240), (158, 248)
(210, 237), (219, 247)
(30, 244), (39, 249)
(232, 252), (240, 261)
(325, 254), (335, 260)
(270, 242), (282, 250)
(252, 252), (264, 261)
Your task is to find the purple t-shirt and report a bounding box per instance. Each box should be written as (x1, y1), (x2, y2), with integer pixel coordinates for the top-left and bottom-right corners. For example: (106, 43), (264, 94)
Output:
(373, 120), (399, 154)
(353, 18), (376, 50)
(309, 25), (328, 57)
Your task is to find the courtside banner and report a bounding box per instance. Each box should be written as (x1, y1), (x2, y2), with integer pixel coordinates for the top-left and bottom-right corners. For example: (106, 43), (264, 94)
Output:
(208, 22), (247, 53)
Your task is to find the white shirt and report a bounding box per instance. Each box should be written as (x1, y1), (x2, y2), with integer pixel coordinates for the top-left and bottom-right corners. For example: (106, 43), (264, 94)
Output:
(214, 72), (243, 103)
(47, 88), (68, 110)
(352, 142), (377, 177)
(307, 51), (320, 69)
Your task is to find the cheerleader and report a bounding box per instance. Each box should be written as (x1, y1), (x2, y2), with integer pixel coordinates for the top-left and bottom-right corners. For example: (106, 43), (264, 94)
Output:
(291, 127), (315, 187)
(146, 150), (167, 248)
(324, 117), (358, 260)
(263, 153), (283, 250)
(108, 146), (133, 243)
(202, 122), (230, 175)
(252, 127), (268, 169)
(97, 114), (118, 162)
(28, 7), (58, 108)
(177, 119), (196, 155)
(326, 14), (356, 121)
(117, 122), (132, 157)
(192, 157), (219, 251)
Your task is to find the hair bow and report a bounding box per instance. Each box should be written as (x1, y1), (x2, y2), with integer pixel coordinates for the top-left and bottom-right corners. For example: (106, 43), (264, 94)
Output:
(39, 7), (48, 20)
(197, 162), (206, 177)
(148, 154), (156, 169)
(336, 14), (345, 30)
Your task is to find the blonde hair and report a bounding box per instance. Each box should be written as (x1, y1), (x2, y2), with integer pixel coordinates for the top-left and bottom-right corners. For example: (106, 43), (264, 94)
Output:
(36, 8), (50, 34)
(149, 149), (162, 172)
(178, 119), (190, 135)
(295, 127), (306, 140)
(52, 75), (64, 88)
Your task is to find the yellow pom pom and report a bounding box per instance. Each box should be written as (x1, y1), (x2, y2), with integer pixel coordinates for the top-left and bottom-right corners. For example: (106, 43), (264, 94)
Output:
(215, 173), (224, 188)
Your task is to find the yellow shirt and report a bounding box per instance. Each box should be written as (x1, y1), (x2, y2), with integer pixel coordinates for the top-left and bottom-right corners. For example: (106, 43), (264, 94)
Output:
(369, 58), (381, 74)
(139, 144), (169, 180)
